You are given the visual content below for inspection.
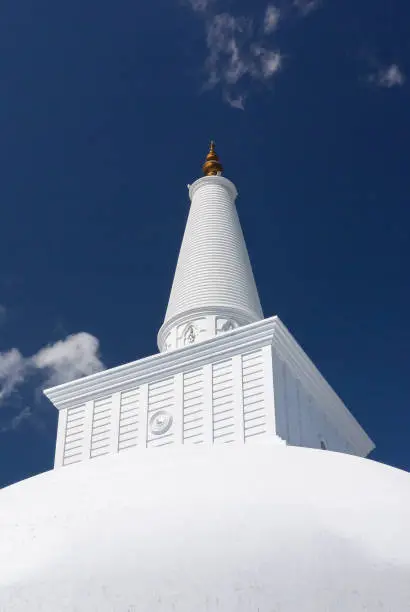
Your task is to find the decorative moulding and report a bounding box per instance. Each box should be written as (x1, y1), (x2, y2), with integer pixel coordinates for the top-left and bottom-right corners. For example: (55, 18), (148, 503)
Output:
(45, 316), (279, 411)
(188, 175), (238, 201)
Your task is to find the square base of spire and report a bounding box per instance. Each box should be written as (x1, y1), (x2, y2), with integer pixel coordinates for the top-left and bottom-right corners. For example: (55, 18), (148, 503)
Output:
(45, 316), (374, 469)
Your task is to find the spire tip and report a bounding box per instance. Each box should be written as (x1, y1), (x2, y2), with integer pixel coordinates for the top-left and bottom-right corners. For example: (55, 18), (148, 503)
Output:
(202, 141), (223, 176)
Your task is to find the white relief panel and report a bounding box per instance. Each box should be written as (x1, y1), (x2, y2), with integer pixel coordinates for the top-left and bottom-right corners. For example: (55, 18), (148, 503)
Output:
(212, 359), (235, 444)
(118, 388), (140, 452)
(242, 349), (267, 441)
(63, 404), (86, 466)
(183, 368), (205, 444)
(90, 396), (112, 459)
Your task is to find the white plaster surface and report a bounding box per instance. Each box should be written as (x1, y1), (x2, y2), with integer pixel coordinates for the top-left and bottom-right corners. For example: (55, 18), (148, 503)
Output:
(47, 316), (374, 468)
(1, 444), (409, 611)
(273, 355), (355, 453)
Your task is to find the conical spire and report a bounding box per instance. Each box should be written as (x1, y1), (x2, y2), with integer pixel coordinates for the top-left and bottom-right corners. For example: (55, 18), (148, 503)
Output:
(158, 143), (263, 352)
(202, 141), (223, 176)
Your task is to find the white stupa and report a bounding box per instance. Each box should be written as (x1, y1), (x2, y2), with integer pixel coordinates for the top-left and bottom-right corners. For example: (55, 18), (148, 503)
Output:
(1, 143), (410, 611)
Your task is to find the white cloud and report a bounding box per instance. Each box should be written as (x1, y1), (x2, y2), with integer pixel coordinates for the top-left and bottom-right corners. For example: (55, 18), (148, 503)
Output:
(0, 406), (32, 433)
(0, 332), (104, 412)
(0, 348), (26, 402)
(264, 5), (280, 34)
(184, 0), (321, 107)
(252, 45), (282, 78)
(294, 0), (320, 16)
(203, 12), (282, 108)
(32, 332), (103, 387)
(370, 64), (405, 88)
(187, 0), (216, 12)
(205, 13), (250, 87)
(224, 92), (246, 110)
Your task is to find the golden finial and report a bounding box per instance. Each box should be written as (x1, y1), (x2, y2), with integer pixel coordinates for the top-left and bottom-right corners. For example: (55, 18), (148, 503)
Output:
(202, 140), (223, 176)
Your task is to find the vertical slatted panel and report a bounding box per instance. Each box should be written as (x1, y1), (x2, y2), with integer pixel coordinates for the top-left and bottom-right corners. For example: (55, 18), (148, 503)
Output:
(118, 387), (140, 452)
(212, 359), (235, 443)
(242, 349), (267, 440)
(183, 368), (204, 444)
(147, 377), (175, 447)
(63, 404), (86, 466)
(90, 396), (112, 458)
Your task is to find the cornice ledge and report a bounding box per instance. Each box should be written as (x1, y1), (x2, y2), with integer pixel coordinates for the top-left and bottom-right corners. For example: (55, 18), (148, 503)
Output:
(272, 318), (374, 457)
(44, 316), (279, 411)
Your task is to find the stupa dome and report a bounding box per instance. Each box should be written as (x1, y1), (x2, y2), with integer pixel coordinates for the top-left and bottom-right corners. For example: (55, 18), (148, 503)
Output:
(1, 443), (410, 611)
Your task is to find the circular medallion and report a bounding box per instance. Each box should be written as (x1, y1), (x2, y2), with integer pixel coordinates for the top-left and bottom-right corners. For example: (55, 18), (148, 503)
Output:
(149, 410), (173, 436)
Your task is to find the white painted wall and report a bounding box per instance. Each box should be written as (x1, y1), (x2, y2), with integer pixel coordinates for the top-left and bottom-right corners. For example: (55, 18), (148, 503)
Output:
(55, 344), (281, 468)
(48, 317), (373, 469)
(273, 354), (354, 454)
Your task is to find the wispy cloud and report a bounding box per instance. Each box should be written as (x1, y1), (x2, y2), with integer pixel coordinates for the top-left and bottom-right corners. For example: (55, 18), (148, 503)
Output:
(224, 92), (246, 110)
(205, 14), (249, 87)
(253, 45), (282, 78)
(293, 0), (321, 16)
(202, 11), (282, 108)
(184, 0), (321, 108)
(186, 0), (215, 11)
(0, 406), (32, 433)
(0, 332), (104, 414)
(369, 64), (406, 88)
(0, 348), (26, 403)
(264, 5), (280, 34)
(32, 332), (103, 387)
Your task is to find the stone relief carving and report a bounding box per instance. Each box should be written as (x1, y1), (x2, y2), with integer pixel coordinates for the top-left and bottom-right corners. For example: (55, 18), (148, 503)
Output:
(221, 319), (237, 332)
(164, 333), (172, 352)
(216, 318), (238, 334)
(149, 411), (173, 436)
(183, 324), (197, 345)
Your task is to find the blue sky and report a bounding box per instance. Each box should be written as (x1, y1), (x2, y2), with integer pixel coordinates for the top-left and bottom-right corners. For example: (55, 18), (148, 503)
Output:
(0, 0), (409, 487)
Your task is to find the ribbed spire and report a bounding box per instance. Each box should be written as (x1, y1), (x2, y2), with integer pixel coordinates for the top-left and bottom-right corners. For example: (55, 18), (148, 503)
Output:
(157, 144), (263, 352)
